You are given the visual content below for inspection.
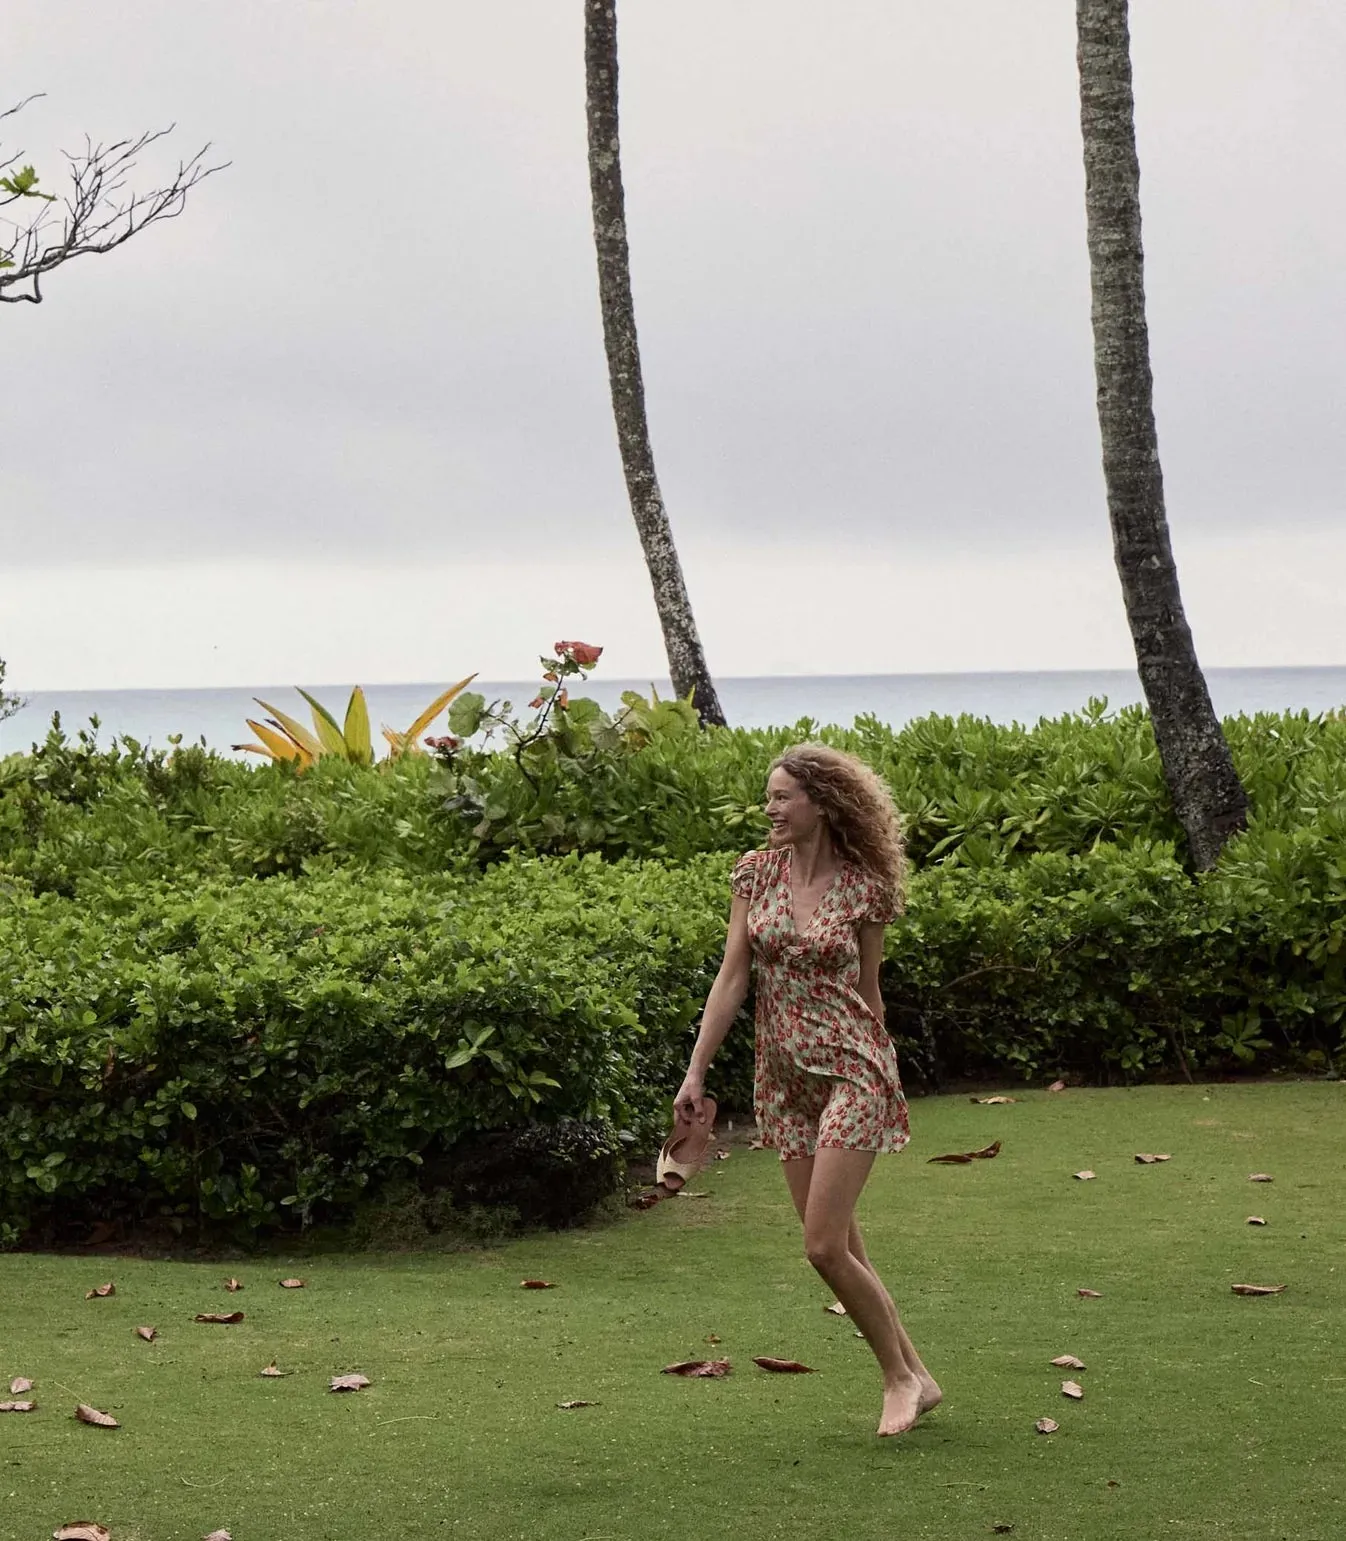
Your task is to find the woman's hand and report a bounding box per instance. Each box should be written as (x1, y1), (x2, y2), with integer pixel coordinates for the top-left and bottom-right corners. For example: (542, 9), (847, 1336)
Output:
(673, 1074), (708, 1126)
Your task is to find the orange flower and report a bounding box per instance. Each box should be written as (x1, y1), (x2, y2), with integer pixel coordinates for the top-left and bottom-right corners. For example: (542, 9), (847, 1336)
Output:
(553, 640), (603, 668)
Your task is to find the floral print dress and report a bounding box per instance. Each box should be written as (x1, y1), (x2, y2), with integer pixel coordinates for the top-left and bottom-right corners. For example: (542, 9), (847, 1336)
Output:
(732, 846), (910, 1161)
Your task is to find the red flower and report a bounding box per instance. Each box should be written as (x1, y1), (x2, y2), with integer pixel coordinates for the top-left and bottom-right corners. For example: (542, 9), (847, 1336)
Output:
(553, 640), (603, 668)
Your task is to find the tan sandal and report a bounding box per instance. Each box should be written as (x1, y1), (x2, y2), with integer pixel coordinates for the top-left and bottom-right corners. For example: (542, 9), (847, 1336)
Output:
(656, 1097), (719, 1192)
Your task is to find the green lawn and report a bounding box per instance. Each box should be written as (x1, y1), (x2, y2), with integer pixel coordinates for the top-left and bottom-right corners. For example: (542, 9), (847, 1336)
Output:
(4, 1082), (1344, 1541)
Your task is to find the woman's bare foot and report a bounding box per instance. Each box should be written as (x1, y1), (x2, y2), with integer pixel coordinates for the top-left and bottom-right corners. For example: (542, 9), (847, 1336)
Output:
(916, 1373), (943, 1419)
(878, 1374), (924, 1437)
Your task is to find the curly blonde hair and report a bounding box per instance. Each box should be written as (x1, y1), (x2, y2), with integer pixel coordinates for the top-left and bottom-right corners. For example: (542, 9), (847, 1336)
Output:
(770, 743), (907, 912)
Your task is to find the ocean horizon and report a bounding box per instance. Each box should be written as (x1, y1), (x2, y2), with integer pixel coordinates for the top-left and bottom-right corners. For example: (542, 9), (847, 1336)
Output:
(4, 665), (1345, 760)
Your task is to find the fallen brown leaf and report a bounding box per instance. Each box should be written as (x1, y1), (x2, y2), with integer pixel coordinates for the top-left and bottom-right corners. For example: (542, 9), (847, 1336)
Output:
(74, 1403), (120, 1428)
(704, 1333), (721, 1345)
(628, 1191), (664, 1210)
(1073, 1170), (1096, 1181)
(1061, 1380), (1084, 1400)
(748, 1138), (765, 1151)
(1035, 1417), (1059, 1434)
(1249, 1173), (1274, 1182)
(10, 1377), (32, 1394)
(1246, 1216), (1267, 1226)
(135, 1326), (157, 1343)
(329, 1373), (371, 1392)
(971, 1096), (1018, 1105)
(752, 1357), (816, 1374)
(521, 1279), (555, 1290)
(714, 1149), (731, 1161)
(0, 1400), (36, 1412)
(194, 1312), (244, 1325)
(259, 1362), (287, 1378)
(84, 1282), (115, 1299)
(1231, 1283), (1287, 1296)
(992, 1527), (1016, 1536)
(1077, 1289), (1103, 1299)
(1134, 1153), (1171, 1164)
(224, 1277), (244, 1292)
(1050, 1355), (1086, 1370)
(556, 1399), (598, 1409)
(661, 1359), (731, 1378)
(824, 1302), (848, 1316)
(1048, 1080), (1067, 1092)
(928, 1140), (1002, 1165)
(53, 1525), (112, 1541)
(279, 1278), (305, 1289)
(202, 1531), (233, 1541)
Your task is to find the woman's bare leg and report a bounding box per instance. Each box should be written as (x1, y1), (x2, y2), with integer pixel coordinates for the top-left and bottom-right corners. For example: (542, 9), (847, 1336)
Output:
(781, 1158), (940, 1414)
(780, 1148), (933, 1435)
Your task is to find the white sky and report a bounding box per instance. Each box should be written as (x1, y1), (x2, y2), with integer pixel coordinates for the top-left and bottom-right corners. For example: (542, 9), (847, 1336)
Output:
(3, 0), (1344, 689)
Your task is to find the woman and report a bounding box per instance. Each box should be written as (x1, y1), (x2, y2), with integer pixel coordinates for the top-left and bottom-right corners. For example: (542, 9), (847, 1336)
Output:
(674, 743), (940, 1437)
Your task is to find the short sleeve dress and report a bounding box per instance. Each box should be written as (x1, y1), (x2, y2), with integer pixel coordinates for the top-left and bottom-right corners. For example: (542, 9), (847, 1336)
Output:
(731, 846), (910, 1162)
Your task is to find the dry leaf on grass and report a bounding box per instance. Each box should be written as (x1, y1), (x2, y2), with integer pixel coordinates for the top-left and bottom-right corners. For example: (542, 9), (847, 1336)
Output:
(1134, 1153), (1171, 1164)
(1035, 1417), (1059, 1434)
(74, 1404), (119, 1428)
(1249, 1173), (1274, 1183)
(992, 1526), (1016, 1535)
(279, 1278), (306, 1289)
(662, 1359), (731, 1378)
(824, 1302), (848, 1316)
(0, 1400), (36, 1412)
(1247, 1216), (1268, 1226)
(1231, 1283), (1287, 1296)
(971, 1096), (1017, 1105)
(1048, 1080), (1067, 1093)
(53, 1525), (112, 1541)
(1061, 1380), (1085, 1400)
(927, 1140), (1002, 1165)
(194, 1312), (244, 1325)
(705, 1333), (721, 1345)
(135, 1326), (157, 1342)
(203, 1531), (233, 1541)
(748, 1138), (765, 1151)
(224, 1278), (243, 1292)
(628, 1191), (664, 1211)
(1077, 1289), (1103, 1299)
(752, 1357), (816, 1374)
(1074, 1170), (1096, 1181)
(521, 1280), (555, 1290)
(10, 1377), (32, 1394)
(1050, 1355), (1086, 1370)
(260, 1362), (287, 1378)
(329, 1373), (371, 1392)
(714, 1149), (732, 1161)
(556, 1400), (598, 1409)
(84, 1282), (115, 1299)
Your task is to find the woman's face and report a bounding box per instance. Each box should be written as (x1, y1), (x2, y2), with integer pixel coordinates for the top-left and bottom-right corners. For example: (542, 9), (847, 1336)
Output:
(765, 767), (824, 846)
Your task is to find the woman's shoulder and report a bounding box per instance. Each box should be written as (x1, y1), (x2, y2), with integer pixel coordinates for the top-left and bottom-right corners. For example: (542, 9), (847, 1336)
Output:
(730, 845), (782, 897)
(844, 860), (902, 924)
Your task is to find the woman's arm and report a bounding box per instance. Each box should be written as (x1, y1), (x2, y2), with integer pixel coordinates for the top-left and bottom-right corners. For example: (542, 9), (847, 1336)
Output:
(857, 921), (887, 1026)
(673, 895), (752, 1122)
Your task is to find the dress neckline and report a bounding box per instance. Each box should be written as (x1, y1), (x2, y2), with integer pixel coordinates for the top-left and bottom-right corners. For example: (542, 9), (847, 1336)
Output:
(785, 845), (843, 936)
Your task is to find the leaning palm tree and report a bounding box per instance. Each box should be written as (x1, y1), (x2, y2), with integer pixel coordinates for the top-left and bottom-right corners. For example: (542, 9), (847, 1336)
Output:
(583, 0), (726, 727)
(1076, 0), (1247, 869)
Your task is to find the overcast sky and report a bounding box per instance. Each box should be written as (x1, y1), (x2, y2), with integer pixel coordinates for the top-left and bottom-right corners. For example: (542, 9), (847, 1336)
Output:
(4, 0), (1344, 689)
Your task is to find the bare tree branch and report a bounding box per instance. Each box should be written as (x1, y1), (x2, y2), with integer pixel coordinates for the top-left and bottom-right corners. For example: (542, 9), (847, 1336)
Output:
(1, 97), (227, 305)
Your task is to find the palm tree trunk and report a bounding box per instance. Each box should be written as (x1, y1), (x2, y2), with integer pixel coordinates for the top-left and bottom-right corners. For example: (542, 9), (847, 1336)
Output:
(583, 0), (726, 727)
(1076, 0), (1247, 869)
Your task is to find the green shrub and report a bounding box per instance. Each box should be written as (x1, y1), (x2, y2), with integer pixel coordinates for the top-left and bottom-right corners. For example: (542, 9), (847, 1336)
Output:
(0, 854), (736, 1241)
